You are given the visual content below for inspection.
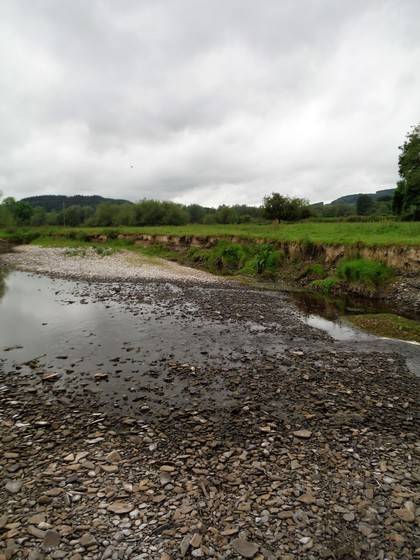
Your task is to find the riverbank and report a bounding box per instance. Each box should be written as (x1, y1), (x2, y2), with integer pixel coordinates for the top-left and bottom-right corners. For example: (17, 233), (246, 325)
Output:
(2, 222), (420, 317)
(0, 264), (419, 559)
(2, 222), (420, 247)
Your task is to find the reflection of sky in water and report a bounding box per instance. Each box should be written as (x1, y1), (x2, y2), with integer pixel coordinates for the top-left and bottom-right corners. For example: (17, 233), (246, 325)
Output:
(301, 314), (369, 341)
(0, 270), (281, 374)
(0, 271), (117, 363)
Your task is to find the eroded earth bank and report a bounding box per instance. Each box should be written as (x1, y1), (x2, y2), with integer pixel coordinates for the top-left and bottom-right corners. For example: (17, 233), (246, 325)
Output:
(0, 247), (419, 560)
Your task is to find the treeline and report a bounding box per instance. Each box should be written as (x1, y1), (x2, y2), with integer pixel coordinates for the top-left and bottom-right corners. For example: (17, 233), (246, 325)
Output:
(392, 124), (420, 221)
(0, 191), (414, 229)
(0, 198), (265, 227)
(314, 193), (395, 218)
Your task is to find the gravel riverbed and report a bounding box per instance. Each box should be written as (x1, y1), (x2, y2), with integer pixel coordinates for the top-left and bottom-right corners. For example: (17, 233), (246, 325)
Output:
(0, 246), (221, 283)
(0, 248), (419, 560)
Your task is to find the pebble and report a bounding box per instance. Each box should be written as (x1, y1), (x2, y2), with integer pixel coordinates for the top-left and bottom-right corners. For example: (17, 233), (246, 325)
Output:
(231, 538), (259, 558)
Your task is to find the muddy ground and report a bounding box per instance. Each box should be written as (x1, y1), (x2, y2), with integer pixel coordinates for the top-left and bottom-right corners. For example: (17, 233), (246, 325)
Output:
(0, 248), (419, 560)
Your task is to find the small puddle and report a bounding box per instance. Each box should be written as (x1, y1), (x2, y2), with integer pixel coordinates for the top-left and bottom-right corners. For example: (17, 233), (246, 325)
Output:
(291, 289), (419, 343)
(290, 290), (420, 375)
(300, 314), (367, 341)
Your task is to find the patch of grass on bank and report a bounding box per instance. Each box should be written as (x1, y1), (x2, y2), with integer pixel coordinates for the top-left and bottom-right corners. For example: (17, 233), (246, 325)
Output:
(1, 221), (420, 246)
(309, 277), (340, 294)
(349, 313), (420, 343)
(337, 259), (393, 287)
(308, 259), (393, 295)
(302, 263), (327, 280)
(184, 241), (283, 278)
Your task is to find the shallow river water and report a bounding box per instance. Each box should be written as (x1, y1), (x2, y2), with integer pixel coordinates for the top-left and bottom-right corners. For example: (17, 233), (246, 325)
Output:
(0, 268), (418, 418)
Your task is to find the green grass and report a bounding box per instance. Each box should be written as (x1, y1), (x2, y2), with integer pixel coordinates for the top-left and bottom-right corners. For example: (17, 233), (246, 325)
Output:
(336, 259), (393, 287)
(349, 313), (420, 343)
(1, 221), (420, 246)
(302, 263), (327, 279)
(186, 241), (283, 278)
(308, 259), (394, 295)
(309, 277), (340, 294)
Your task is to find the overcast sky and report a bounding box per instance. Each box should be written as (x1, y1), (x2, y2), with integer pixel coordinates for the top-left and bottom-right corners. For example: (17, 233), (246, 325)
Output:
(0, 1), (419, 206)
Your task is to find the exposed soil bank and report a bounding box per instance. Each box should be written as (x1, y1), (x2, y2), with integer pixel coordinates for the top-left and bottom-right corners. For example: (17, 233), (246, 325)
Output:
(131, 237), (420, 320)
(0, 239), (13, 253)
(71, 232), (420, 317)
(88, 232), (420, 272)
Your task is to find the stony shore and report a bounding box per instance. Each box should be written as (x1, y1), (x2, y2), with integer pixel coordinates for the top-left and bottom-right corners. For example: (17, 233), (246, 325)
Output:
(0, 248), (419, 559)
(0, 246), (222, 283)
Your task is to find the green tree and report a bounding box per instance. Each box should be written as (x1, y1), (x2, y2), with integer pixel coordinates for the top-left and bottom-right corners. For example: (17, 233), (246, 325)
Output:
(0, 196), (15, 227)
(30, 206), (47, 226)
(64, 205), (84, 227)
(393, 124), (420, 219)
(94, 203), (116, 226)
(116, 203), (136, 225)
(262, 193), (311, 221)
(161, 202), (189, 225)
(356, 194), (375, 215)
(215, 205), (239, 224)
(187, 204), (206, 223)
(46, 211), (60, 225)
(2, 198), (33, 225)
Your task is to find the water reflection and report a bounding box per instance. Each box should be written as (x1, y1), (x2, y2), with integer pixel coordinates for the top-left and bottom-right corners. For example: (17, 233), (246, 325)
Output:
(291, 289), (391, 321)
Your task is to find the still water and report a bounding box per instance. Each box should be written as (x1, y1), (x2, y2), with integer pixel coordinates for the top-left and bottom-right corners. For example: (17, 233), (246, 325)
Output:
(0, 268), (418, 412)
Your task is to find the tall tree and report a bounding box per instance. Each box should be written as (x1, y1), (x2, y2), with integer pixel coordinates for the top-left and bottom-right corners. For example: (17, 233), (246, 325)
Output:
(263, 193), (311, 221)
(356, 194), (375, 215)
(393, 124), (420, 219)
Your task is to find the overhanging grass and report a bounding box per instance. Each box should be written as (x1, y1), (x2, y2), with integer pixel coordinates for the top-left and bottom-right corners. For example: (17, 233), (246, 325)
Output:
(1, 221), (419, 246)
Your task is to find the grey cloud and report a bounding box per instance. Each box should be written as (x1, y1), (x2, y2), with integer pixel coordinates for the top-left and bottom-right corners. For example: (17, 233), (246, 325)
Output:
(0, 0), (419, 205)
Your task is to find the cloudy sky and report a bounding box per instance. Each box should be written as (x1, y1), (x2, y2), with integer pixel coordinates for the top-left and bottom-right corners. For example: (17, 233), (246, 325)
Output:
(0, 1), (419, 206)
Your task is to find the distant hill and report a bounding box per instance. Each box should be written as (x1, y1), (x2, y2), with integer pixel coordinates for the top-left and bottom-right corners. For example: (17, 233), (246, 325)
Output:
(21, 195), (131, 212)
(331, 188), (395, 205)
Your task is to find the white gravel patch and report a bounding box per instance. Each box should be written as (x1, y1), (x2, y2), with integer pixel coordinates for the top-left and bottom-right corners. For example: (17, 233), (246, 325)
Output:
(0, 245), (223, 283)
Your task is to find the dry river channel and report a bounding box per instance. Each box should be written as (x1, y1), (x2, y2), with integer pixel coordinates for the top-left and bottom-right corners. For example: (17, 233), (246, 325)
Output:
(0, 247), (419, 560)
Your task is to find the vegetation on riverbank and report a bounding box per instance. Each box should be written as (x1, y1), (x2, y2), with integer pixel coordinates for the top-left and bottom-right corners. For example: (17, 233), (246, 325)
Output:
(307, 259), (394, 296)
(19, 232), (397, 297)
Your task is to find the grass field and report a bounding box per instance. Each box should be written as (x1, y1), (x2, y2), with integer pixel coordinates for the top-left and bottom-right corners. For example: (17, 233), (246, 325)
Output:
(1, 221), (420, 246)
